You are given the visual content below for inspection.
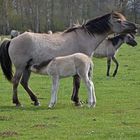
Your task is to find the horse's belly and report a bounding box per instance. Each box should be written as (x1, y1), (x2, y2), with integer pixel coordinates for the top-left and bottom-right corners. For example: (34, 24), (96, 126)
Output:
(58, 66), (76, 77)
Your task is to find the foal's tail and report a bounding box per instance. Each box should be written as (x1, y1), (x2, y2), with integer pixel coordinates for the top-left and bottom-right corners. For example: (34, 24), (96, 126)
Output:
(88, 60), (93, 80)
(0, 39), (13, 82)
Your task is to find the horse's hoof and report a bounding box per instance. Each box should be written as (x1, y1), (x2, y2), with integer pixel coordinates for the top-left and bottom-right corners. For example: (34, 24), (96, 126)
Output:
(48, 106), (53, 109)
(32, 101), (40, 106)
(16, 103), (23, 107)
(74, 101), (83, 107)
(48, 103), (55, 109)
(87, 102), (96, 108)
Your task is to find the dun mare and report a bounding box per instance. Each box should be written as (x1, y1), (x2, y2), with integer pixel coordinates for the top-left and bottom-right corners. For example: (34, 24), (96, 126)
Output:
(0, 12), (137, 106)
(93, 34), (137, 77)
(30, 53), (95, 108)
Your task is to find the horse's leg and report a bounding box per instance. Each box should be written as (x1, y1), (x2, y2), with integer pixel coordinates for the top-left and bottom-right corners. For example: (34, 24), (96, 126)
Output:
(48, 76), (59, 108)
(71, 75), (81, 106)
(112, 56), (119, 77)
(12, 70), (22, 106)
(20, 69), (40, 106)
(82, 74), (96, 107)
(107, 57), (111, 76)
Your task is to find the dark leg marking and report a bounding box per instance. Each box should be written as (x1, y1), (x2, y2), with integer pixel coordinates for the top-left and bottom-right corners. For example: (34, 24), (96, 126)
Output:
(107, 57), (111, 76)
(20, 69), (40, 106)
(71, 75), (81, 106)
(12, 71), (22, 106)
(112, 56), (119, 77)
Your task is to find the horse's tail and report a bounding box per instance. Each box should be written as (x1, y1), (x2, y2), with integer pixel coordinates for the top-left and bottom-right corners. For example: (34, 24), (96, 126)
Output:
(0, 39), (13, 82)
(88, 59), (93, 80)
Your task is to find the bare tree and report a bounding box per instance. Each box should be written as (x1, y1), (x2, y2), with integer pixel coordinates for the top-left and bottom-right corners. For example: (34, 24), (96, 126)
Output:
(0, 0), (140, 35)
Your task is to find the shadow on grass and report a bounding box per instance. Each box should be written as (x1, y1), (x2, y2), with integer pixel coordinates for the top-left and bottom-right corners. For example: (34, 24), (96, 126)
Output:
(0, 102), (83, 112)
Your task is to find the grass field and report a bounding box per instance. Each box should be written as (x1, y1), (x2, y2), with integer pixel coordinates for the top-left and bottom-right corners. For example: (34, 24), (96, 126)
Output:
(0, 37), (140, 140)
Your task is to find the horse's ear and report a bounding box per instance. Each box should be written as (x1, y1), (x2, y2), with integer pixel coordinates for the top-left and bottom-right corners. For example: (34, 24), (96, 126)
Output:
(110, 11), (114, 22)
(76, 20), (80, 25)
(110, 10), (115, 17)
(82, 20), (85, 25)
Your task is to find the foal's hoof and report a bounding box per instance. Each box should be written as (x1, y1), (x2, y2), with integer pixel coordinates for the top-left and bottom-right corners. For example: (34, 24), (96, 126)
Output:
(87, 102), (96, 108)
(48, 103), (55, 109)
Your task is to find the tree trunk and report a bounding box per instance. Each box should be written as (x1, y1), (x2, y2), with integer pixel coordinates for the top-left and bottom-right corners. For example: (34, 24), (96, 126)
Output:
(3, 0), (10, 34)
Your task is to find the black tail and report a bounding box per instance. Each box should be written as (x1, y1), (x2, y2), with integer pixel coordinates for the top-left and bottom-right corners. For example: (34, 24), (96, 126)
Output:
(0, 40), (13, 82)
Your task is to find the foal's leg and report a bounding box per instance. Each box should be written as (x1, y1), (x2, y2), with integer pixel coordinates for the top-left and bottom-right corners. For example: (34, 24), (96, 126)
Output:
(81, 74), (96, 107)
(107, 57), (111, 76)
(71, 75), (81, 106)
(20, 69), (40, 106)
(112, 56), (119, 77)
(12, 70), (22, 106)
(48, 76), (59, 108)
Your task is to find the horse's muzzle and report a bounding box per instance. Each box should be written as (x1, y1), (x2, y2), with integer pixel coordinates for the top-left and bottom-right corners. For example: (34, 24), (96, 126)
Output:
(128, 40), (137, 47)
(124, 21), (137, 34)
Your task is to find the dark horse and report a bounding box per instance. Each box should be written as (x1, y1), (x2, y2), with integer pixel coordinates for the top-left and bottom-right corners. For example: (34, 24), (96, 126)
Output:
(0, 12), (137, 106)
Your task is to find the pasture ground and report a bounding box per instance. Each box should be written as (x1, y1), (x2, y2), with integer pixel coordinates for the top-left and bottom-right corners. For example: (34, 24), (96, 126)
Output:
(0, 36), (140, 140)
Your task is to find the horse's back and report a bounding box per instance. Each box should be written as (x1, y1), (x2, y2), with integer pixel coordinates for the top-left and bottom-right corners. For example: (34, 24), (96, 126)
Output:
(73, 53), (92, 64)
(9, 32), (34, 67)
(8, 32), (55, 67)
(47, 53), (91, 77)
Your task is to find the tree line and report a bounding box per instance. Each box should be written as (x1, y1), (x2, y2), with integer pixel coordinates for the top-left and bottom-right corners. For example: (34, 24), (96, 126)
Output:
(0, 0), (140, 35)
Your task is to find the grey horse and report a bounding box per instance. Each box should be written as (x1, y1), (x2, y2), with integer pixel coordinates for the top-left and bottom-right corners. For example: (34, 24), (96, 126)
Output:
(0, 12), (137, 106)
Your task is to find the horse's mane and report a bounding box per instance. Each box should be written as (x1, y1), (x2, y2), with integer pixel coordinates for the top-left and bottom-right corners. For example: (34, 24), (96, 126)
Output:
(64, 12), (125, 36)
(64, 23), (82, 33)
(108, 34), (125, 46)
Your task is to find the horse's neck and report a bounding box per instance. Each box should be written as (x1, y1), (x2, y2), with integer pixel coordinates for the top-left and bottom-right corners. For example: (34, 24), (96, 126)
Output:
(76, 32), (108, 56)
(82, 34), (107, 56)
(114, 39), (124, 50)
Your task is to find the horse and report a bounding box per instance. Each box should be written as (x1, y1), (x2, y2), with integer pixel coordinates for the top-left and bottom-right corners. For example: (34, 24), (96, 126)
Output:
(93, 34), (137, 77)
(30, 53), (95, 108)
(47, 30), (53, 34)
(10, 30), (20, 39)
(0, 12), (137, 107)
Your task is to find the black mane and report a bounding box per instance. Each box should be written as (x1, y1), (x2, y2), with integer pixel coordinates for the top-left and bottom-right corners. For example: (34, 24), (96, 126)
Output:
(64, 13), (111, 35)
(84, 13), (111, 35)
(108, 35), (125, 46)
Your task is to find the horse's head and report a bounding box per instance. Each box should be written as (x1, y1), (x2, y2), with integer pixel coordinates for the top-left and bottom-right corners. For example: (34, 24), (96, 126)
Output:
(110, 12), (137, 34)
(123, 34), (137, 47)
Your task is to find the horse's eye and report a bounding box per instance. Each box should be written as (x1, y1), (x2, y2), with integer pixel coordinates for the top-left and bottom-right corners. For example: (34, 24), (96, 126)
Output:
(117, 19), (121, 23)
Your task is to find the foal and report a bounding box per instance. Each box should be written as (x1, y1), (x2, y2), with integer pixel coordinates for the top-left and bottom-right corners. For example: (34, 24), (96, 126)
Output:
(30, 53), (96, 108)
(93, 34), (137, 77)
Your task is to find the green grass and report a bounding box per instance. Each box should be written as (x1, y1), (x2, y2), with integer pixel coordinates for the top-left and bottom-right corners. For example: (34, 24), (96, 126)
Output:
(0, 37), (140, 140)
